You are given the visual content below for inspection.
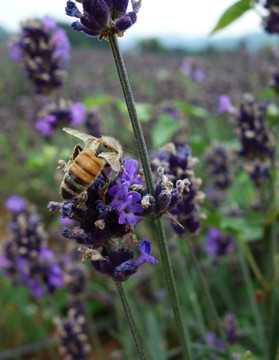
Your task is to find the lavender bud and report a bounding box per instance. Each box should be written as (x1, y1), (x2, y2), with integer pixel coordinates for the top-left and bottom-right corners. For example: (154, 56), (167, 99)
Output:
(115, 12), (137, 32)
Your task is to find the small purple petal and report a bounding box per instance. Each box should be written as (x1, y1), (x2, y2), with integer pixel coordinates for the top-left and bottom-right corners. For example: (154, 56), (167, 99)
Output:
(65, 1), (83, 18)
(5, 195), (26, 213)
(70, 102), (86, 126)
(8, 40), (22, 62)
(218, 95), (235, 114)
(134, 239), (158, 267)
(42, 15), (57, 30)
(35, 115), (56, 136)
(115, 12), (137, 32)
(59, 216), (76, 226)
(0, 255), (12, 269)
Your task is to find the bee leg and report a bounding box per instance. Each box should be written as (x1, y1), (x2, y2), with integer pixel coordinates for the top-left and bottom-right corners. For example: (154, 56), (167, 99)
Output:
(100, 170), (110, 205)
(57, 159), (67, 171)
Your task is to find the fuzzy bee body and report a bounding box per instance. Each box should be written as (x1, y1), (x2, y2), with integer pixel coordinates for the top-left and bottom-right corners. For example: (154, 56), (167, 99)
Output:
(60, 149), (104, 199)
(60, 128), (123, 200)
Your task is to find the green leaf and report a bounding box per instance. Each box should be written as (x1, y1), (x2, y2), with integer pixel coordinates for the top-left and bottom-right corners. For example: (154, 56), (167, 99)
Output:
(27, 145), (58, 169)
(258, 87), (276, 100)
(83, 94), (114, 107)
(118, 101), (154, 123)
(210, 0), (252, 35)
(220, 213), (264, 242)
(177, 101), (209, 118)
(266, 103), (279, 126)
(152, 114), (180, 148)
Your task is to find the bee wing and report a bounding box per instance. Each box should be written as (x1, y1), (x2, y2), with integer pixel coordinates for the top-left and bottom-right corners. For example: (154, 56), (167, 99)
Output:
(63, 127), (99, 145)
(98, 152), (121, 172)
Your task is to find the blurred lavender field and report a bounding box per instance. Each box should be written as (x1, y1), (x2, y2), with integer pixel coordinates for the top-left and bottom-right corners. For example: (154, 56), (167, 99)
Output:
(0, 11), (279, 359)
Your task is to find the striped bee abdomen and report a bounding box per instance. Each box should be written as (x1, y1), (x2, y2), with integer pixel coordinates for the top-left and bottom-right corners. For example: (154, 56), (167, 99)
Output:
(60, 150), (104, 200)
(60, 172), (85, 199)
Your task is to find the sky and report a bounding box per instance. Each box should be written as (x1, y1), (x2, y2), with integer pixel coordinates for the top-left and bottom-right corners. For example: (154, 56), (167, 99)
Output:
(1, 0), (263, 40)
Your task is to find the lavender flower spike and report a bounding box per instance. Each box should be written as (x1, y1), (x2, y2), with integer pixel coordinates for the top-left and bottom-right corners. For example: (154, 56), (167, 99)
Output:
(65, 0), (138, 38)
(134, 239), (158, 267)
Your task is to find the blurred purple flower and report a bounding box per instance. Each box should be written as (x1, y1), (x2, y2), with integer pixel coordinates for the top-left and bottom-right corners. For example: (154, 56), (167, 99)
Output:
(2, 201), (64, 297)
(70, 102), (86, 126)
(223, 311), (238, 345)
(180, 57), (206, 83)
(206, 228), (235, 256)
(9, 16), (70, 94)
(205, 332), (225, 351)
(192, 68), (206, 83)
(8, 40), (22, 62)
(42, 14), (57, 30)
(35, 115), (56, 136)
(5, 195), (26, 213)
(35, 101), (85, 136)
(218, 95), (235, 114)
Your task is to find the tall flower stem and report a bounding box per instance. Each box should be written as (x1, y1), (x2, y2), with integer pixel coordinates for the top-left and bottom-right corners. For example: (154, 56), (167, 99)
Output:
(237, 243), (267, 351)
(115, 282), (148, 360)
(185, 237), (232, 360)
(108, 33), (192, 360)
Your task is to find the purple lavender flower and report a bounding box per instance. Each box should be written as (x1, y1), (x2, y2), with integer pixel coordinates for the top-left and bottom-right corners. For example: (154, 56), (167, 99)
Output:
(117, 191), (143, 226)
(205, 228), (235, 257)
(5, 195), (26, 213)
(35, 101), (85, 136)
(84, 110), (102, 138)
(42, 14), (57, 30)
(245, 161), (270, 186)
(205, 332), (225, 351)
(55, 307), (91, 359)
(134, 239), (158, 267)
(233, 94), (275, 160)
(0, 200), (64, 297)
(52, 155), (156, 282)
(223, 311), (238, 345)
(65, 0), (138, 38)
(122, 157), (143, 186)
(163, 106), (180, 121)
(263, 1), (279, 34)
(9, 16), (70, 94)
(70, 102), (86, 126)
(269, 67), (279, 94)
(152, 143), (204, 234)
(92, 247), (137, 281)
(205, 145), (232, 190)
(192, 68), (207, 83)
(92, 239), (157, 281)
(109, 181), (130, 208)
(180, 57), (206, 83)
(218, 95), (235, 114)
(35, 115), (56, 136)
(8, 40), (22, 62)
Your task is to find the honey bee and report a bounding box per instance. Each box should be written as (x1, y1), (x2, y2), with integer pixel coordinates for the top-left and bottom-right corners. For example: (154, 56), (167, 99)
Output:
(59, 128), (123, 200)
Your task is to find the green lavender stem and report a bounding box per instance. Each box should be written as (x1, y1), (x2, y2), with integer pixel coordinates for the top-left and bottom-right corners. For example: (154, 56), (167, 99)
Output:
(115, 282), (148, 360)
(185, 238), (232, 360)
(154, 218), (192, 360)
(108, 33), (192, 360)
(108, 34), (154, 196)
(237, 244), (267, 352)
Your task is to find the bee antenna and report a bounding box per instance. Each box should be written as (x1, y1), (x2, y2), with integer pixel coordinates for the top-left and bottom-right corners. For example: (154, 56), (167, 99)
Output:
(123, 147), (133, 154)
